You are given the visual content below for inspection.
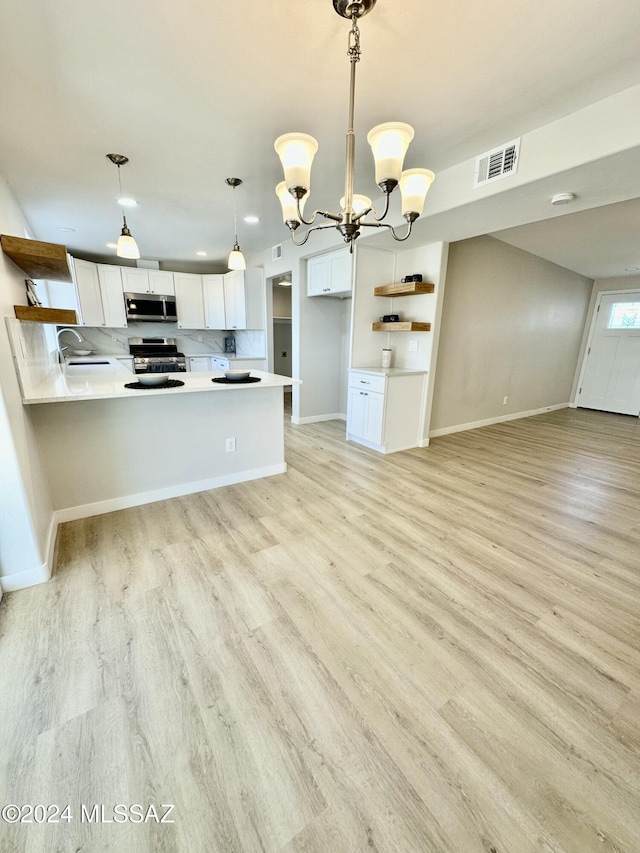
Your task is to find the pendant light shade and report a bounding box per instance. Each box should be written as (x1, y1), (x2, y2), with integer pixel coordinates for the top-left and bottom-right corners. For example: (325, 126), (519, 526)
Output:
(106, 154), (140, 259)
(226, 177), (246, 271)
(117, 223), (140, 260)
(228, 244), (246, 270)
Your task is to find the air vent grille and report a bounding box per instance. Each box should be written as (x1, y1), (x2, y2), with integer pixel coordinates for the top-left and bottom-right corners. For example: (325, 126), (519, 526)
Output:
(474, 138), (520, 187)
(272, 243), (283, 261)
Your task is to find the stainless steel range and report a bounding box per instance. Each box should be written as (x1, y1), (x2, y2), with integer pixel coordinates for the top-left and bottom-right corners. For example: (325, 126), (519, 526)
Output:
(128, 337), (187, 374)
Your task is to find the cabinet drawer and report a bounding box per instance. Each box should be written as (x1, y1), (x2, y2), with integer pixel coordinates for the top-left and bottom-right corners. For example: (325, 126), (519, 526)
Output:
(211, 357), (230, 370)
(349, 371), (386, 394)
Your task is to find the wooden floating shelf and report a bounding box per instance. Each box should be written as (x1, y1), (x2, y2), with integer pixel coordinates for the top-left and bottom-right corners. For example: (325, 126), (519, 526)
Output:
(1, 234), (73, 282)
(14, 305), (79, 325)
(372, 321), (431, 332)
(374, 282), (435, 297)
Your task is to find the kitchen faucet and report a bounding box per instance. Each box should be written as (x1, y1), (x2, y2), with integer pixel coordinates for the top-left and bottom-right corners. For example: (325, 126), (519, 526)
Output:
(56, 327), (83, 363)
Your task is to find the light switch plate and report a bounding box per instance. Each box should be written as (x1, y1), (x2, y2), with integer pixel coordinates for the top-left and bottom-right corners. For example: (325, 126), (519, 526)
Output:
(408, 339), (418, 352)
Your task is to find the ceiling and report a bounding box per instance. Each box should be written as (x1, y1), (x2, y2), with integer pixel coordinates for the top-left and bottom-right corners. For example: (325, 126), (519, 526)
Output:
(1, 0), (640, 275)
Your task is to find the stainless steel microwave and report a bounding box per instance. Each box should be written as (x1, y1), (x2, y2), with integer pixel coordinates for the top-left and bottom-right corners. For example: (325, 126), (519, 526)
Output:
(124, 292), (177, 323)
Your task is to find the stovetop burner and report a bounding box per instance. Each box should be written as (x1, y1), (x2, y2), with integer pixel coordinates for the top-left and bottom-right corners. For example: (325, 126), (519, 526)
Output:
(128, 336), (184, 357)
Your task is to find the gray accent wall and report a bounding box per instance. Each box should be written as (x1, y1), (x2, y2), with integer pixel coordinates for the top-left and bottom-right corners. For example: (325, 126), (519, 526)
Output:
(430, 236), (593, 434)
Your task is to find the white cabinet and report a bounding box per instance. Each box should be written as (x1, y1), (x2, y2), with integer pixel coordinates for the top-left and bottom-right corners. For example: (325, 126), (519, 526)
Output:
(202, 275), (226, 329)
(211, 356), (265, 372)
(223, 268), (265, 330)
(347, 369), (427, 453)
(211, 356), (229, 371)
(174, 273), (205, 329)
(188, 357), (211, 372)
(97, 264), (127, 327)
(121, 267), (175, 295)
(71, 259), (126, 327)
(73, 258), (104, 326)
(307, 248), (352, 297)
(223, 270), (247, 330)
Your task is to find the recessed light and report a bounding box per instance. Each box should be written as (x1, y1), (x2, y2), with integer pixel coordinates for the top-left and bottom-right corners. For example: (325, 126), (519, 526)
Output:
(106, 242), (118, 249)
(56, 226), (76, 233)
(243, 215), (260, 224)
(550, 192), (576, 205)
(118, 197), (138, 207)
(196, 251), (208, 257)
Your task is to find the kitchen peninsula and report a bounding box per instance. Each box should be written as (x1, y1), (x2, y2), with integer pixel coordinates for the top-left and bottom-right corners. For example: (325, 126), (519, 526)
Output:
(16, 350), (298, 521)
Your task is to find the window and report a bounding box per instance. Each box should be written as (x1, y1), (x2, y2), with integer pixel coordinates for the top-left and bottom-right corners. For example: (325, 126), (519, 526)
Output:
(608, 301), (640, 329)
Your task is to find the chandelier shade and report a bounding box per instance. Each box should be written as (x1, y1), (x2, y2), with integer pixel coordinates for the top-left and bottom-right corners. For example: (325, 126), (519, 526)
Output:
(273, 1), (434, 250)
(274, 134), (319, 196)
(276, 182), (308, 224)
(367, 122), (415, 185)
(340, 194), (372, 215)
(400, 169), (435, 217)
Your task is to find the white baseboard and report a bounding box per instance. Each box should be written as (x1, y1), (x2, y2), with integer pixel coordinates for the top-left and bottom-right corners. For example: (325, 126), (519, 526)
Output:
(0, 514), (58, 592)
(54, 463), (288, 524)
(292, 413), (346, 425)
(429, 402), (569, 438)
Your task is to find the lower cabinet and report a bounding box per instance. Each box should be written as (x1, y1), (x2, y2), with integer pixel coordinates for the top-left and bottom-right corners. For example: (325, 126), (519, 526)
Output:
(347, 369), (428, 453)
(188, 357), (211, 372)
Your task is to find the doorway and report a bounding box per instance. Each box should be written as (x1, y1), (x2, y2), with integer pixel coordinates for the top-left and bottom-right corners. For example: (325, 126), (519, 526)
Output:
(578, 291), (640, 415)
(272, 276), (292, 411)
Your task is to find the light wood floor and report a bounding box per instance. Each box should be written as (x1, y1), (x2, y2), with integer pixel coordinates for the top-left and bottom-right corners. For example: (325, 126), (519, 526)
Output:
(1, 407), (639, 852)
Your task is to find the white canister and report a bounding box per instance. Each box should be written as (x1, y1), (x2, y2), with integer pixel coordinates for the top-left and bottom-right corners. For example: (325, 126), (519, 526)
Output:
(381, 348), (392, 368)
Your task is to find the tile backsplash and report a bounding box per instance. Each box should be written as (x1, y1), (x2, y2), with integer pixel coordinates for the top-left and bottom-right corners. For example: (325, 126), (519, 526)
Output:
(76, 324), (265, 357)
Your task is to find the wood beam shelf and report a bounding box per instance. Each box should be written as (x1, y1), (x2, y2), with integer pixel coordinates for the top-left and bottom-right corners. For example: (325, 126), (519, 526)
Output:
(374, 282), (434, 297)
(14, 306), (79, 325)
(1, 234), (73, 282)
(372, 321), (431, 332)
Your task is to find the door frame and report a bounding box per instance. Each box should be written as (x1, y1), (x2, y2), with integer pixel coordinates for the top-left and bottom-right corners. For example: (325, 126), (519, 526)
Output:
(572, 286), (640, 412)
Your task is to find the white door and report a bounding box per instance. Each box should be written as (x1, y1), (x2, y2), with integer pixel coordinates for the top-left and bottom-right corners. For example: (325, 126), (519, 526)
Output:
(579, 292), (640, 415)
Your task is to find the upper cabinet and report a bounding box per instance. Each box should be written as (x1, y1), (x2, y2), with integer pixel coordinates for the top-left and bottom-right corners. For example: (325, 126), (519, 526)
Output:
(202, 275), (226, 330)
(71, 259), (127, 327)
(121, 267), (175, 295)
(205, 269), (265, 330)
(307, 248), (352, 298)
(97, 264), (127, 327)
(174, 273), (205, 329)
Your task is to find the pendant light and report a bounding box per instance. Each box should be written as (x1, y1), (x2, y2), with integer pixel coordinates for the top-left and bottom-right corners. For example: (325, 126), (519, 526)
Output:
(274, 0), (434, 250)
(226, 177), (246, 271)
(106, 153), (140, 259)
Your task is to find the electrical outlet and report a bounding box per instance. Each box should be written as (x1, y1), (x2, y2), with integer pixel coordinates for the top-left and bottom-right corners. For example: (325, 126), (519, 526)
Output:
(197, 335), (203, 342)
(225, 437), (236, 453)
(408, 339), (418, 352)
(111, 334), (117, 342)
(503, 396), (508, 406)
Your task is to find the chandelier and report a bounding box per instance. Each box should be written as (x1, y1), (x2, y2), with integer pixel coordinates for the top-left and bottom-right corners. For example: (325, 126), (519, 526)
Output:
(274, 0), (434, 250)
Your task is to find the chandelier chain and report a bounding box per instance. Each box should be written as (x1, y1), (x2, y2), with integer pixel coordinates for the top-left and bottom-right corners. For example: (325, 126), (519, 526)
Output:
(348, 16), (361, 63)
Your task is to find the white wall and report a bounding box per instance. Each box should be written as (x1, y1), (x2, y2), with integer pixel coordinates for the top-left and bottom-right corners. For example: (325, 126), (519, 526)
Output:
(0, 173), (55, 590)
(430, 236), (593, 434)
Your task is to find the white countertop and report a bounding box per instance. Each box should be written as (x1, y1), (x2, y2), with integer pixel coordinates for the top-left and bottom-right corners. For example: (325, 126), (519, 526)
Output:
(350, 366), (428, 377)
(23, 359), (299, 404)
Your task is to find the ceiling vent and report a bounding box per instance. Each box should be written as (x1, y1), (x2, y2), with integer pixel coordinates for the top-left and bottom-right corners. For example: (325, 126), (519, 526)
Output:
(272, 243), (283, 261)
(474, 138), (520, 188)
